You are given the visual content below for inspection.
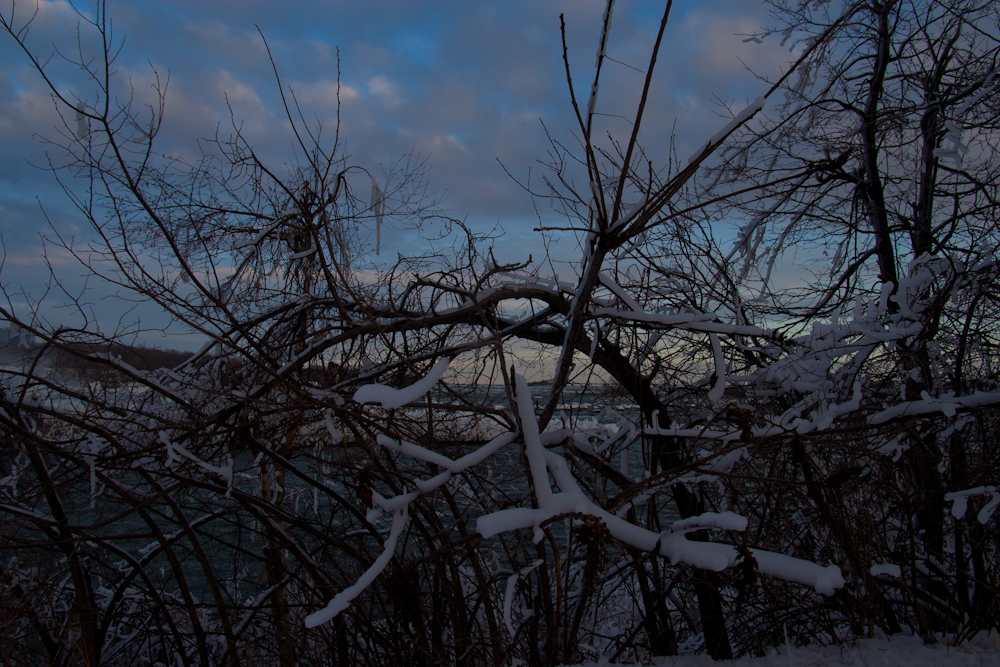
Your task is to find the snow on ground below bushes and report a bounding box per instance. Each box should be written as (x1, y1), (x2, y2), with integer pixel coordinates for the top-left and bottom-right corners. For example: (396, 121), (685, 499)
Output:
(562, 633), (1000, 667)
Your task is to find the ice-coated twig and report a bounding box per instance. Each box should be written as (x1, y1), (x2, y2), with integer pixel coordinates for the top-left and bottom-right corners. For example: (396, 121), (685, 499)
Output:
(595, 0), (615, 68)
(503, 559), (543, 638)
(594, 419), (635, 455)
(158, 431), (234, 496)
(377, 433), (454, 469)
(870, 563), (901, 578)
(233, 580), (288, 636)
(590, 306), (766, 335)
(671, 511), (747, 534)
(869, 391), (1000, 424)
(475, 490), (845, 595)
(610, 195), (647, 231)
(235, 209), (300, 250)
(514, 374), (553, 511)
(378, 431), (516, 475)
(353, 357), (451, 408)
(587, 0), (615, 121)
(304, 506), (408, 627)
(587, 80), (600, 119)
(599, 272), (643, 312)
(480, 433), (844, 596)
(366, 432), (518, 526)
(289, 246), (315, 260)
(945, 485), (999, 524)
(688, 96), (766, 165)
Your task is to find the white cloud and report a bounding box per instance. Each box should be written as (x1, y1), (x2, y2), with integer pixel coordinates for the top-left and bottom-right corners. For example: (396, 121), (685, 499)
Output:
(211, 69), (265, 111)
(292, 79), (360, 113)
(367, 75), (403, 108)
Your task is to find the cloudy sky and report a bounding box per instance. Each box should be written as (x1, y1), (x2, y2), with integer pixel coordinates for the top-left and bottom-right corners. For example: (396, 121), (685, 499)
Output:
(0, 0), (794, 348)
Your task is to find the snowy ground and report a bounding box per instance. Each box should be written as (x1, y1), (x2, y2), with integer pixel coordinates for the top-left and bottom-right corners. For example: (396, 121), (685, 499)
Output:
(564, 633), (1000, 667)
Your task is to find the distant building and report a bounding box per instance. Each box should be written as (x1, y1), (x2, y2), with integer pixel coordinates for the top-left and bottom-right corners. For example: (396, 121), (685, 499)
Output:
(0, 325), (36, 346)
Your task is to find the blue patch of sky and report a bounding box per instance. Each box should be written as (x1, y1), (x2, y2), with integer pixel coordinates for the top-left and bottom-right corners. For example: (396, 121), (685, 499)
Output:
(623, 0), (702, 29)
(4, 72), (26, 94)
(393, 30), (439, 68)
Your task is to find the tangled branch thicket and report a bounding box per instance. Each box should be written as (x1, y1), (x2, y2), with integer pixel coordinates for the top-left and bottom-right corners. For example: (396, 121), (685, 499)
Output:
(1, 1), (998, 665)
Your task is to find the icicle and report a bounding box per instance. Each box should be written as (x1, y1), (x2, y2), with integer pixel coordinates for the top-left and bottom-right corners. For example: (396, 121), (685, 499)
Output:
(160, 431), (178, 467)
(87, 455), (97, 509)
(377, 203), (384, 254)
(708, 333), (726, 402)
(75, 106), (90, 140)
(935, 63), (999, 167)
(324, 411), (342, 445)
(590, 180), (604, 206)
(831, 240), (845, 272)
(978, 491), (999, 524)
(371, 176), (383, 256)
(934, 119), (968, 167)
(222, 455), (234, 498)
(779, 26), (794, 48)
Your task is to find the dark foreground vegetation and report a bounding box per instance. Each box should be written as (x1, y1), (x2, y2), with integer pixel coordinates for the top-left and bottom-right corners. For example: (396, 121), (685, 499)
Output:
(1, 1), (998, 665)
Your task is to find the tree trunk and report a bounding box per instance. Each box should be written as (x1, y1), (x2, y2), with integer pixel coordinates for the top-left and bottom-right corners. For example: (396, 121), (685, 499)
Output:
(262, 461), (295, 667)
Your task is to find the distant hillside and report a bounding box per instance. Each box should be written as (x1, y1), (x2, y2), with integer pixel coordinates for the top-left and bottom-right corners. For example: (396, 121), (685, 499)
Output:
(50, 342), (194, 374)
(0, 341), (195, 378)
(68, 343), (193, 370)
